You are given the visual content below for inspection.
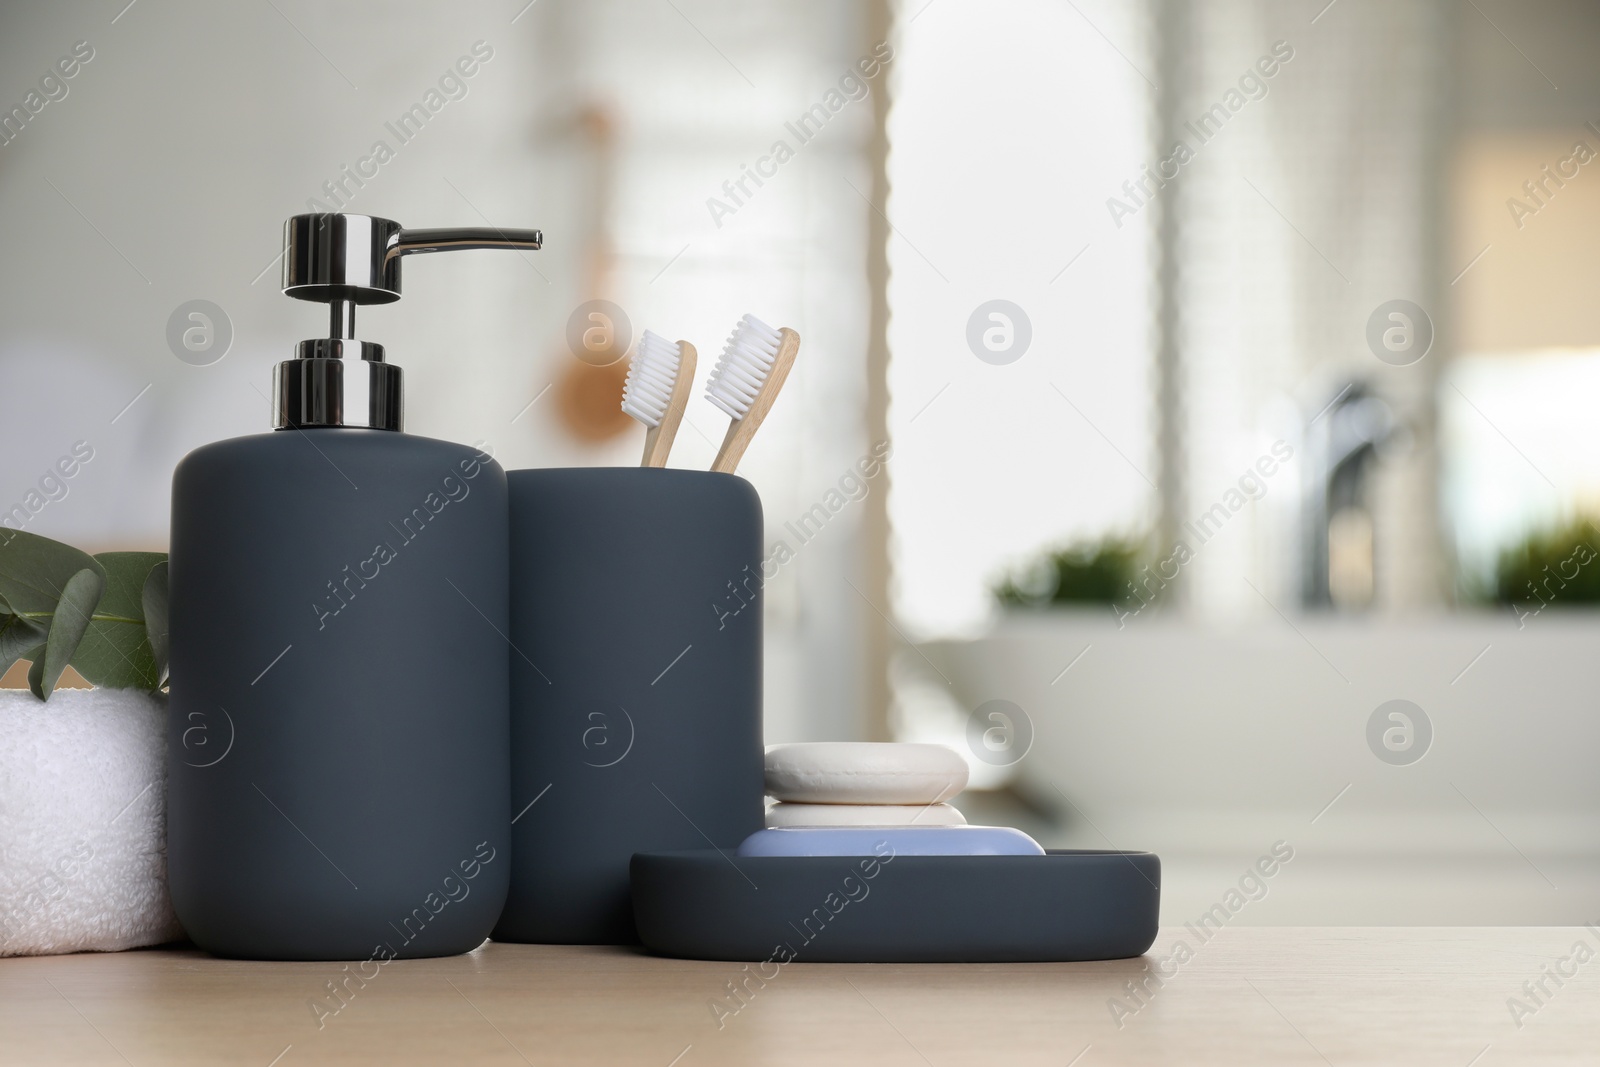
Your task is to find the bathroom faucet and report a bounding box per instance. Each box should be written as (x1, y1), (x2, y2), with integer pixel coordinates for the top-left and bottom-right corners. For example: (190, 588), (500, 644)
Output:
(1302, 382), (1394, 609)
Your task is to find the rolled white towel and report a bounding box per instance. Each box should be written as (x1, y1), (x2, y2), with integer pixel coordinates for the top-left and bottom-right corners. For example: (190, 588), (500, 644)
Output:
(0, 688), (184, 956)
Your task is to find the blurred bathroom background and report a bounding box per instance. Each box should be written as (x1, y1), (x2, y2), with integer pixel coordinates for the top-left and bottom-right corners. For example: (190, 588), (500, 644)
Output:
(2, 0), (1597, 924)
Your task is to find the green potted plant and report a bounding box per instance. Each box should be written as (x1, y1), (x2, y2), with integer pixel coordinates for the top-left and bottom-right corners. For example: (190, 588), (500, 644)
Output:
(994, 536), (1147, 611)
(0, 530), (182, 956)
(1485, 517), (1600, 625)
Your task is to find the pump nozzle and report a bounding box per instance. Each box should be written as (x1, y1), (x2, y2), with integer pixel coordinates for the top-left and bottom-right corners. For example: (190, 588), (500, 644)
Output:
(274, 213), (543, 431)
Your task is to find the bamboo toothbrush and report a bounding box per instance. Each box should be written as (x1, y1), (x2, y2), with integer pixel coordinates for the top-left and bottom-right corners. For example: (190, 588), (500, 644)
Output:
(705, 314), (801, 474)
(622, 330), (697, 467)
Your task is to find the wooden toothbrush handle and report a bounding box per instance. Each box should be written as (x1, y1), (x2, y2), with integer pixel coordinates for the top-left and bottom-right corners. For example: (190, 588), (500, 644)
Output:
(711, 328), (800, 474)
(641, 341), (697, 468)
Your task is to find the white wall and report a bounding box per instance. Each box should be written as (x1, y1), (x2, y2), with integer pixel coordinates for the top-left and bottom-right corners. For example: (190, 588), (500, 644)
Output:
(0, 0), (884, 742)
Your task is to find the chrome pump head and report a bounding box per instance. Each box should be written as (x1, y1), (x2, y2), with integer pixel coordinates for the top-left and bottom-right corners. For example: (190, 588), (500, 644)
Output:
(274, 213), (543, 431)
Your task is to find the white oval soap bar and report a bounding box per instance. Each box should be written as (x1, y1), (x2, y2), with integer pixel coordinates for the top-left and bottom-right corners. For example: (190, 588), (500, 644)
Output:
(765, 802), (967, 828)
(764, 742), (969, 804)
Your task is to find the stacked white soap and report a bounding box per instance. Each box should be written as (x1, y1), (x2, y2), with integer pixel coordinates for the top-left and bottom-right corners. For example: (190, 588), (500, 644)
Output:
(764, 742), (970, 828)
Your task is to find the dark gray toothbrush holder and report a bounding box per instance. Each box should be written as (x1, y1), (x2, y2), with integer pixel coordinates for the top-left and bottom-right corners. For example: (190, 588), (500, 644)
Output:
(492, 467), (766, 944)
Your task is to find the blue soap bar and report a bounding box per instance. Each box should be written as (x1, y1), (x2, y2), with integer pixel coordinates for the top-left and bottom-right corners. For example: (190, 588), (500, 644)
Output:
(735, 825), (1045, 858)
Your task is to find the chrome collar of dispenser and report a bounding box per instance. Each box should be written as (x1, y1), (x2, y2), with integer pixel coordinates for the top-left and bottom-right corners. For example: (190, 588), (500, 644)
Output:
(274, 213), (543, 431)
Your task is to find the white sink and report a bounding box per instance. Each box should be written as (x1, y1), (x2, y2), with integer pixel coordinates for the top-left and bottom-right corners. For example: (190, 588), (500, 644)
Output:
(923, 611), (1600, 924)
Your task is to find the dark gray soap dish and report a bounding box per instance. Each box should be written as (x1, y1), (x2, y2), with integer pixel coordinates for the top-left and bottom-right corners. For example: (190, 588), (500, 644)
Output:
(631, 848), (1160, 963)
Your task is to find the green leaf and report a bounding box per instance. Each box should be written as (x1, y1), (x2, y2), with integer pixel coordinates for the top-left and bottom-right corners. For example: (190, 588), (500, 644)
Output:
(0, 529), (104, 617)
(72, 551), (166, 691)
(29, 567), (103, 700)
(0, 534), (171, 698)
(142, 560), (170, 686)
(0, 611), (47, 676)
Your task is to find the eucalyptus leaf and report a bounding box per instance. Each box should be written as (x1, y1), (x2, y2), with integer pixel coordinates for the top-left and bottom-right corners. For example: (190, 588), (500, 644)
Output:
(25, 647), (46, 697)
(0, 532), (171, 698)
(71, 551), (166, 690)
(29, 567), (103, 700)
(0, 613), (46, 676)
(0, 529), (104, 620)
(143, 560), (170, 686)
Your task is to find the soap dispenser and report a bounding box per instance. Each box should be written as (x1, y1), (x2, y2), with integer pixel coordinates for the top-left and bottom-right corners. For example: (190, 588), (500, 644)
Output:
(167, 214), (541, 961)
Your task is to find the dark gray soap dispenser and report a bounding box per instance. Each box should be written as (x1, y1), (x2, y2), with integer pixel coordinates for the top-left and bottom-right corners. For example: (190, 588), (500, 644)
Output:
(167, 214), (541, 961)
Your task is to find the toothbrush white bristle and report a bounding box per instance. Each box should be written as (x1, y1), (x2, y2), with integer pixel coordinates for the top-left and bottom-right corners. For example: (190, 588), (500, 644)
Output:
(621, 330), (682, 428)
(705, 314), (782, 420)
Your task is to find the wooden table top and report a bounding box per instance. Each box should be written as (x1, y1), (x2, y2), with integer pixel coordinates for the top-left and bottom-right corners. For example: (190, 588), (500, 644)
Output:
(3, 928), (1597, 1065)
